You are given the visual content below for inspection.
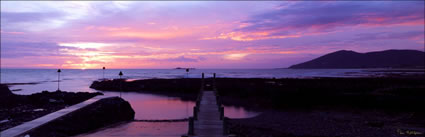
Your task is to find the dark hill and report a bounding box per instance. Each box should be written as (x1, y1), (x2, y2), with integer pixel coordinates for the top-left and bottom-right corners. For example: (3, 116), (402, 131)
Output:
(289, 49), (425, 69)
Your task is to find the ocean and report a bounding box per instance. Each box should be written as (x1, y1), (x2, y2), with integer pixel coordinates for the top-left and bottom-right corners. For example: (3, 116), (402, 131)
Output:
(0, 69), (372, 95)
(0, 68), (398, 136)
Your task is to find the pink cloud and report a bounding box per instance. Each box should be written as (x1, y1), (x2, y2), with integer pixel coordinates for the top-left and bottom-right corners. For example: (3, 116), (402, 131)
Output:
(1, 1), (424, 69)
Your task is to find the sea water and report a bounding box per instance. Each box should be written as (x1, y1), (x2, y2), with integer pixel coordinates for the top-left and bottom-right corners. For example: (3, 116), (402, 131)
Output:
(0, 69), (376, 136)
(0, 69), (370, 95)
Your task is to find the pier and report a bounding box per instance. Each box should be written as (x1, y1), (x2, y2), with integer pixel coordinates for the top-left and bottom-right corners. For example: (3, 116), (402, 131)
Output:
(184, 73), (227, 137)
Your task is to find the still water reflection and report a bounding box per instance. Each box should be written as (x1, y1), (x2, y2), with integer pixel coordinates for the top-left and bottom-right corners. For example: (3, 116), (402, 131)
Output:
(79, 92), (259, 137)
(102, 92), (259, 120)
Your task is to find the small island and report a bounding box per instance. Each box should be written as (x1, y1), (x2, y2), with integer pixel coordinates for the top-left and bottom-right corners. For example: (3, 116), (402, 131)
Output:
(175, 67), (196, 70)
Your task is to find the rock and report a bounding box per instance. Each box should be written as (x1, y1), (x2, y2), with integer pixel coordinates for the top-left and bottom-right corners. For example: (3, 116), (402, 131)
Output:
(48, 99), (57, 103)
(33, 109), (45, 112)
(0, 89), (102, 131)
(90, 79), (127, 91)
(89, 79), (201, 101)
(0, 84), (22, 108)
(11, 89), (23, 92)
(26, 97), (135, 137)
(0, 84), (14, 98)
(28, 91), (102, 106)
(0, 119), (10, 124)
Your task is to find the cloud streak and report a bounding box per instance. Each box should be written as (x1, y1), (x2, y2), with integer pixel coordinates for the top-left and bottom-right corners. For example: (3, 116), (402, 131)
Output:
(1, 1), (424, 68)
(210, 1), (424, 41)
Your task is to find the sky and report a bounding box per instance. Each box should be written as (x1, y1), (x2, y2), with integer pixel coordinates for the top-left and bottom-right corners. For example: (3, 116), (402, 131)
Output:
(1, 1), (424, 69)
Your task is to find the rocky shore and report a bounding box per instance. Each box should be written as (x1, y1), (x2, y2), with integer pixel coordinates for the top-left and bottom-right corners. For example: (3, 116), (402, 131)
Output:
(220, 76), (425, 137)
(90, 75), (425, 137)
(90, 78), (201, 101)
(1, 83), (136, 137)
(90, 75), (425, 112)
(0, 84), (102, 131)
(227, 110), (424, 137)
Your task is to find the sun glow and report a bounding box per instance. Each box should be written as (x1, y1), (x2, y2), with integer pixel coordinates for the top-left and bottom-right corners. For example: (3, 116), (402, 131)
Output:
(59, 42), (112, 49)
(224, 53), (249, 60)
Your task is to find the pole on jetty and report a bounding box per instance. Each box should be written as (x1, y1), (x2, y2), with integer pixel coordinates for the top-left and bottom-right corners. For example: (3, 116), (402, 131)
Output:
(57, 69), (61, 91)
(193, 106), (198, 120)
(184, 69), (189, 117)
(102, 67), (105, 80)
(119, 71), (123, 98)
(223, 118), (227, 135)
(213, 73), (216, 90)
(201, 73), (205, 90)
(220, 106), (224, 120)
(188, 117), (194, 135)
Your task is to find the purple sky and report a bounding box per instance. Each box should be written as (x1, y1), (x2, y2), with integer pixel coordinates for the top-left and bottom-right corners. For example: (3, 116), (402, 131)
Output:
(1, 1), (424, 69)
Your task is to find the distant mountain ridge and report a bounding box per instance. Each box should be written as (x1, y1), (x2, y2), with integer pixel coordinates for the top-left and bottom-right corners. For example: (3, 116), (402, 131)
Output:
(289, 49), (425, 69)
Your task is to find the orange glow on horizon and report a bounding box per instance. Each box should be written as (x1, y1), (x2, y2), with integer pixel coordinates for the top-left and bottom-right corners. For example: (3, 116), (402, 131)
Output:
(2, 1), (423, 69)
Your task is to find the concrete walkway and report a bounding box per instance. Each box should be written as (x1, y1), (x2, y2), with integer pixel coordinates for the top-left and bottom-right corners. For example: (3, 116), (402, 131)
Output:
(1, 95), (111, 137)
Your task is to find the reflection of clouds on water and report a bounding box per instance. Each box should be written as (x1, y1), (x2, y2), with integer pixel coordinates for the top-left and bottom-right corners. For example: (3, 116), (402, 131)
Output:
(78, 92), (260, 137)
(101, 92), (259, 120)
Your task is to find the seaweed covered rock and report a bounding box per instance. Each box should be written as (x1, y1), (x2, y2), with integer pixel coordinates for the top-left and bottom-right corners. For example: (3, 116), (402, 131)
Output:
(26, 97), (135, 137)
(90, 79), (202, 101)
(0, 86), (103, 131)
(28, 90), (103, 106)
(0, 84), (14, 104)
(90, 79), (133, 91)
(0, 84), (23, 108)
(0, 84), (13, 96)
